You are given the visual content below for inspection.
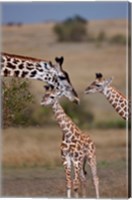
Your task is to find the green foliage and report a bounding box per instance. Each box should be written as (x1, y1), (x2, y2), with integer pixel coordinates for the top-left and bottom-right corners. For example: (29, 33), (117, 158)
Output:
(95, 119), (126, 129)
(62, 99), (94, 128)
(109, 34), (126, 45)
(2, 78), (127, 130)
(3, 79), (34, 127)
(30, 106), (53, 126)
(2, 79), (54, 127)
(53, 15), (88, 42)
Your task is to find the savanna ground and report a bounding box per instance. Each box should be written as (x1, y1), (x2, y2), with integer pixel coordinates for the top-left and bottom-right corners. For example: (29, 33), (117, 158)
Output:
(1, 19), (130, 198)
(2, 128), (128, 198)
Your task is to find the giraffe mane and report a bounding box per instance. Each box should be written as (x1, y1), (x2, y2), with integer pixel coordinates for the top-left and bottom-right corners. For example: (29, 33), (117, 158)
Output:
(1, 52), (50, 63)
(111, 86), (127, 100)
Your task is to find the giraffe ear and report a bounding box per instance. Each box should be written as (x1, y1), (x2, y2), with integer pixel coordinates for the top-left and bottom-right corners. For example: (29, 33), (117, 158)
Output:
(96, 73), (103, 79)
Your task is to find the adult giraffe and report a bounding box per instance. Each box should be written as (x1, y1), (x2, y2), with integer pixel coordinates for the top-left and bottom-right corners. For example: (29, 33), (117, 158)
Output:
(1, 52), (79, 104)
(85, 73), (130, 121)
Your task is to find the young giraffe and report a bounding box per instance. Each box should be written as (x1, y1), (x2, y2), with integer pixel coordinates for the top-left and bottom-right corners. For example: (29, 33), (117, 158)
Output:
(0, 52), (79, 103)
(41, 89), (99, 198)
(85, 73), (130, 121)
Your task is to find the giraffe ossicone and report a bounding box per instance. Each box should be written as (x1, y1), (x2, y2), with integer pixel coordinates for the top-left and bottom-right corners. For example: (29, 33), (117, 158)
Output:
(1, 52), (79, 104)
(85, 73), (130, 121)
(41, 89), (99, 198)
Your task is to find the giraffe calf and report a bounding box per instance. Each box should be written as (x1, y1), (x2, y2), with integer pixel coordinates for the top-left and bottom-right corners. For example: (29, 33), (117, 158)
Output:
(41, 89), (99, 198)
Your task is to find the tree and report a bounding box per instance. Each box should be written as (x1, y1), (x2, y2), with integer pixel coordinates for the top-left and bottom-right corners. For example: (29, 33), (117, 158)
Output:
(53, 15), (88, 42)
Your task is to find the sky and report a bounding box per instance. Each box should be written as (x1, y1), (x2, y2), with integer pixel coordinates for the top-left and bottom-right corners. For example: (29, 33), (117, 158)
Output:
(1, 2), (129, 24)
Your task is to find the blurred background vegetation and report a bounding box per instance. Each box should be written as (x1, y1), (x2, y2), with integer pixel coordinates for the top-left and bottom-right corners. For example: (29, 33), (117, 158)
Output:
(53, 15), (130, 46)
(2, 15), (128, 130)
(3, 77), (126, 130)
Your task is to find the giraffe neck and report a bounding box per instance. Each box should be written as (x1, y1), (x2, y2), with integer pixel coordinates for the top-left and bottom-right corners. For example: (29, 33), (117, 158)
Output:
(52, 101), (79, 136)
(103, 86), (129, 120)
(1, 52), (57, 83)
(1, 52), (79, 103)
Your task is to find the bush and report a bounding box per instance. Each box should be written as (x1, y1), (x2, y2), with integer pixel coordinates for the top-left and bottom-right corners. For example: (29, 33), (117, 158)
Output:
(2, 78), (54, 127)
(2, 79), (34, 127)
(109, 34), (126, 45)
(53, 15), (88, 42)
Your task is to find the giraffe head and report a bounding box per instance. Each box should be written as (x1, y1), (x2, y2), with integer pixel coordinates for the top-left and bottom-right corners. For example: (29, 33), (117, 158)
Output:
(54, 56), (80, 104)
(41, 89), (62, 106)
(85, 73), (113, 94)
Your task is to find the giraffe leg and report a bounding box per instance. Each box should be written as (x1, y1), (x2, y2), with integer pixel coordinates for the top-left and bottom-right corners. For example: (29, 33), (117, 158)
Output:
(80, 169), (87, 198)
(73, 162), (81, 198)
(63, 157), (72, 198)
(88, 155), (99, 198)
(80, 157), (87, 198)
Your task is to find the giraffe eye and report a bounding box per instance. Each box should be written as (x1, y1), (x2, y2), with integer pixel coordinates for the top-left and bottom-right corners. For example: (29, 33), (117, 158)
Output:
(96, 84), (100, 87)
(58, 76), (66, 80)
(50, 96), (54, 99)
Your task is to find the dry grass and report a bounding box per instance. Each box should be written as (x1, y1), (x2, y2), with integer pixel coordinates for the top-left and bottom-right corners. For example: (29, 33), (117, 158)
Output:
(2, 127), (128, 198)
(88, 19), (127, 37)
(2, 127), (127, 168)
(2, 127), (61, 167)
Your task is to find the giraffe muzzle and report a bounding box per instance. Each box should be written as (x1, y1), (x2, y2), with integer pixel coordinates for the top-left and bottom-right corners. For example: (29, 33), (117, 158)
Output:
(84, 89), (90, 94)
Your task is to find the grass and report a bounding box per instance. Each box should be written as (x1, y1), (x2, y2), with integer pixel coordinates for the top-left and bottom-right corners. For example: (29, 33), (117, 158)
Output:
(2, 127), (127, 168)
(2, 127), (128, 198)
(2, 127), (61, 168)
(2, 162), (128, 198)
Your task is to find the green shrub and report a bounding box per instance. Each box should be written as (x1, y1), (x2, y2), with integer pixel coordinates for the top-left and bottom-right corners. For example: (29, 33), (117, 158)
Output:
(2, 78), (34, 127)
(53, 15), (88, 42)
(2, 78), (54, 127)
(109, 34), (126, 45)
